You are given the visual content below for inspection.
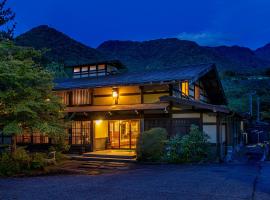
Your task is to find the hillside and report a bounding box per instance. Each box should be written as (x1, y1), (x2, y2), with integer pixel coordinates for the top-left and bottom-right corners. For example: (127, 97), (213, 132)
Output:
(98, 39), (270, 73)
(255, 43), (270, 61)
(15, 25), (106, 66)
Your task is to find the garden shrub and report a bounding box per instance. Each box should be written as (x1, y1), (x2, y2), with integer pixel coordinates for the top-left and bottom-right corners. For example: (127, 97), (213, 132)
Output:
(180, 125), (210, 162)
(0, 148), (49, 176)
(0, 152), (20, 176)
(164, 125), (210, 163)
(12, 147), (31, 170)
(164, 134), (182, 163)
(31, 153), (47, 169)
(136, 128), (167, 162)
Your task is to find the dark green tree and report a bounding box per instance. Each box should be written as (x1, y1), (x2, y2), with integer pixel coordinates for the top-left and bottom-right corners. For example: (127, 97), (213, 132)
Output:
(0, 41), (67, 152)
(0, 0), (16, 40)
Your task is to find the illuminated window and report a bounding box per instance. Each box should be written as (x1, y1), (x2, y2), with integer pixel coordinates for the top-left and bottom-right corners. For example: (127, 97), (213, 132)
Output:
(98, 64), (106, 76)
(195, 85), (200, 100)
(71, 121), (91, 144)
(72, 89), (91, 105)
(81, 66), (89, 78)
(73, 67), (81, 78)
(73, 67), (80, 73)
(181, 81), (189, 96)
(56, 91), (70, 105)
(89, 66), (97, 77)
(33, 133), (49, 144)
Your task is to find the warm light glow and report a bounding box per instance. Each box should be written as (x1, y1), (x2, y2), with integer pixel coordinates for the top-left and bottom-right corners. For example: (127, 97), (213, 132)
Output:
(112, 90), (118, 98)
(95, 120), (103, 125)
(181, 81), (189, 96)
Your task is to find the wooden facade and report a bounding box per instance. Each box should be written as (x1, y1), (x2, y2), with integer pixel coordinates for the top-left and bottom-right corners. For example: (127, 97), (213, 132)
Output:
(1, 61), (243, 160)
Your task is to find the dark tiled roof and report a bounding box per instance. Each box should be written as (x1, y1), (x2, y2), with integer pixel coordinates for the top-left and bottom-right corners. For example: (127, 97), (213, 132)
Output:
(64, 60), (126, 69)
(54, 63), (215, 90)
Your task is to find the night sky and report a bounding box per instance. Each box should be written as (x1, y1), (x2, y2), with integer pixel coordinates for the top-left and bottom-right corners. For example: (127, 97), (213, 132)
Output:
(8, 0), (270, 49)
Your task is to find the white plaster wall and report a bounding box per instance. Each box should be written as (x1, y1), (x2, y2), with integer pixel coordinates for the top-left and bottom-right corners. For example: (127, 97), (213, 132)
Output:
(222, 125), (226, 143)
(203, 125), (216, 143)
(203, 113), (217, 123)
(172, 113), (200, 118)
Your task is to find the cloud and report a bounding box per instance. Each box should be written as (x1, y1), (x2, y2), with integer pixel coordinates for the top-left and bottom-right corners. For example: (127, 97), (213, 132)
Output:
(177, 32), (235, 47)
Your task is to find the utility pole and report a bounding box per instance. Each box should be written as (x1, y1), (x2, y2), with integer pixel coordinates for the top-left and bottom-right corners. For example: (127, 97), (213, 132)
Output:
(257, 96), (260, 122)
(249, 92), (256, 117)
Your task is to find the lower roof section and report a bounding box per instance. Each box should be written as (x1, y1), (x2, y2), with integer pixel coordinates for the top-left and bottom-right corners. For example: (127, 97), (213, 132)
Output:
(65, 103), (169, 113)
(160, 96), (230, 114)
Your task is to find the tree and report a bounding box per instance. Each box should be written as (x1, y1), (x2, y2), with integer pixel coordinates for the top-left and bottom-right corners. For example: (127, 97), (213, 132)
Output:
(0, 41), (67, 152)
(0, 0), (16, 40)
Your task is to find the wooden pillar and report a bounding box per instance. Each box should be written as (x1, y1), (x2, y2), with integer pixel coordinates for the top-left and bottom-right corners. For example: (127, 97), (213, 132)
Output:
(216, 113), (221, 160)
(91, 120), (95, 152)
(199, 112), (203, 131)
(140, 86), (144, 104)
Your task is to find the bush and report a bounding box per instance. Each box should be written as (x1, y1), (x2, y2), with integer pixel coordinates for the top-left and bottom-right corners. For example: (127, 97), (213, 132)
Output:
(0, 152), (20, 176)
(180, 125), (210, 162)
(0, 148), (48, 176)
(164, 125), (210, 163)
(136, 128), (167, 162)
(12, 147), (31, 170)
(31, 153), (47, 169)
(164, 134), (182, 163)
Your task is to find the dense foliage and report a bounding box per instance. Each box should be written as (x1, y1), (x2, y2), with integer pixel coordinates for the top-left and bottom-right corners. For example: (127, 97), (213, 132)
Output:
(136, 128), (168, 162)
(0, 0), (16, 40)
(137, 126), (210, 163)
(0, 41), (67, 150)
(165, 125), (210, 163)
(0, 148), (49, 176)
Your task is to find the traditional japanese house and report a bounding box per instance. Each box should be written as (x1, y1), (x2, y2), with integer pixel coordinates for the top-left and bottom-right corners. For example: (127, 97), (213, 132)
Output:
(3, 60), (243, 159)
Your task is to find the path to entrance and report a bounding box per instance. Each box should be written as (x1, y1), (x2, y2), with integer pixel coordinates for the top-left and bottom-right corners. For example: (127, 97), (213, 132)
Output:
(1, 162), (269, 200)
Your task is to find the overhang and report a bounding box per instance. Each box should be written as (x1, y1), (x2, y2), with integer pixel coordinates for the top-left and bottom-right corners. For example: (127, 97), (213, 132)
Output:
(160, 96), (230, 114)
(65, 103), (169, 113)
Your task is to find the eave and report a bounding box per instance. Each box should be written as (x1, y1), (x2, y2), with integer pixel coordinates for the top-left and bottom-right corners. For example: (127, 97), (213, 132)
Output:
(160, 95), (230, 114)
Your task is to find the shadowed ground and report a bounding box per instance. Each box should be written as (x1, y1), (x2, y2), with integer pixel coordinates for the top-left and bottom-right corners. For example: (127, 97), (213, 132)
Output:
(0, 162), (269, 200)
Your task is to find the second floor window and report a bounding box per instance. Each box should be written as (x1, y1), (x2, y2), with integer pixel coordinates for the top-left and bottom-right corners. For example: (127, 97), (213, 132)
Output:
(72, 89), (91, 105)
(181, 81), (189, 96)
(73, 64), (107, 78)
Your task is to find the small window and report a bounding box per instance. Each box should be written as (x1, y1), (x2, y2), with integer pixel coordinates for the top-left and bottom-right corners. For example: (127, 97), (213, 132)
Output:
(98, 64), (106, 76)
(74, 67), (80, 73)
(181, 81), (189, 96)
(89, 66), (97, 77)
(81, 66), (88, 72)
(81, 66), (89, 77)
(195, 85), (200, 100)
(98, 64), (105, 70)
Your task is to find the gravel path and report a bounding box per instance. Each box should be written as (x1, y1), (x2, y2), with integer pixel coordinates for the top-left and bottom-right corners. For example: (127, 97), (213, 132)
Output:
(0, 163), (267, 200)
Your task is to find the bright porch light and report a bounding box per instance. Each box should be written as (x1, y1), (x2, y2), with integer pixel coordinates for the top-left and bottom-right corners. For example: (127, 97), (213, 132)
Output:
(95, 120), (103, 125)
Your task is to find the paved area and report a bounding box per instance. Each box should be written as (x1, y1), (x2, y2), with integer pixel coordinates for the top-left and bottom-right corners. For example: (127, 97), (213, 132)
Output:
(0, 162), (269, 200)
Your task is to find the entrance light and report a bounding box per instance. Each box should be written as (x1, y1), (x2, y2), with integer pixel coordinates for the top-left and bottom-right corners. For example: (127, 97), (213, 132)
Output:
(95, 120), (103, 125)
(112, 88), (118, 98)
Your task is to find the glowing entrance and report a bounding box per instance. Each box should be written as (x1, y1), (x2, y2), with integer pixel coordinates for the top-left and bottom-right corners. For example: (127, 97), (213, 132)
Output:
(109, 120), (140, 149)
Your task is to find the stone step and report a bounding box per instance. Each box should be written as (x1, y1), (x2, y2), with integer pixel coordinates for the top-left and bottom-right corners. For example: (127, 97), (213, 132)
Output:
(71, 155), (137, 163)
(82, 152), (136, 160)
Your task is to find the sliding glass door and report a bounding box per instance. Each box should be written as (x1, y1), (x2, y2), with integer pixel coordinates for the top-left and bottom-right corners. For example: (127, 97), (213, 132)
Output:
(109, 120), (140, 149)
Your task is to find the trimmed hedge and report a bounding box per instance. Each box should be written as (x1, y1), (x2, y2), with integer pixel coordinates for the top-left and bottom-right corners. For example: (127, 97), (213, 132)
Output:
(136, 128), (167, 162)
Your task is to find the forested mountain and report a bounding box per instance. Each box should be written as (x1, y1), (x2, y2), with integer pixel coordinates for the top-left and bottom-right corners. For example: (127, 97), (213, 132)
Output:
(15, 25), (270, 118)
(255, 43), (270, 61)
(98, 39), (270, 73)
(15, 25), (270, 72)
(15, 25), (106, 66)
